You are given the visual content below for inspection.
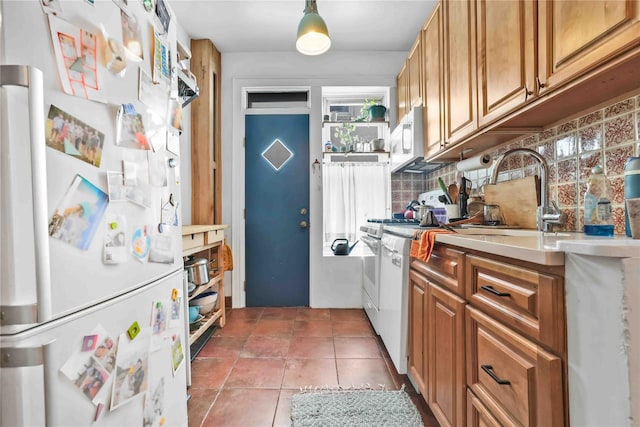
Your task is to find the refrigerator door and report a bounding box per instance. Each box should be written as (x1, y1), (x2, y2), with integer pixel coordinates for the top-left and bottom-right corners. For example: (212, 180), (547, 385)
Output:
(0, 270), (187, 427)
(0, 1), (184, 333)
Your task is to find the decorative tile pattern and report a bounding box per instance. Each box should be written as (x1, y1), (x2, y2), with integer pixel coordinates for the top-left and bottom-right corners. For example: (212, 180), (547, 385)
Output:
(605, 144), (634, 175)
(557, 158), (577, 183)
(578, 110), (603, 128)
(558, 183), (577, 206)
(559, 208), (577, 232)
(604, 98), (635, 118)
(420, 93), (640, 233)
(612, 206), (626, 234)
(605, 113), (635, 146)
(558, 120), (577, 134)
(579, 151), (603, 180)
(540, 128), (556, 141)
(556, 133), (576, 158)
(611, 176), (625, 204)
(537, 140), (555, 162)
(579, 124), (603, 152)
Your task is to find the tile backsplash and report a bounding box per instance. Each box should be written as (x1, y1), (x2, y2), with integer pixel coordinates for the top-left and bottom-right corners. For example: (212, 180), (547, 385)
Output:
(398, 93), (640, 233)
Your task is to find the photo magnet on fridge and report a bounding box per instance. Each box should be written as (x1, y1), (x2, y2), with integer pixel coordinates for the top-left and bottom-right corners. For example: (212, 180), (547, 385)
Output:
(48, 175), (109, 251)
(46, 104), (105, 167)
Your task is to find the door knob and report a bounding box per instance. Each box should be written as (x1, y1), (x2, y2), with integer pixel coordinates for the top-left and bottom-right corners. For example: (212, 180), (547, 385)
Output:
(299, 221), (309, 228)
(300, 208), (308, 215)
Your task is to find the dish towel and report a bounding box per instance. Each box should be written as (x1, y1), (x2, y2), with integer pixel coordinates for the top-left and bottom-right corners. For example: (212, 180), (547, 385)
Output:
(410, 229), (454, 262)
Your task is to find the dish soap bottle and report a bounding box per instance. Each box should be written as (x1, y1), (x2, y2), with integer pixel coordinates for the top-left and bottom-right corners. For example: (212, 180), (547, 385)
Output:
(584, 165), (614, 236)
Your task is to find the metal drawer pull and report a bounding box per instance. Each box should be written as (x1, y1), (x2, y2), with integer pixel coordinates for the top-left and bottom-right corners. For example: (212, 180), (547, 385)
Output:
(481, 285), (511, 297)
(481, 365), (511, 385)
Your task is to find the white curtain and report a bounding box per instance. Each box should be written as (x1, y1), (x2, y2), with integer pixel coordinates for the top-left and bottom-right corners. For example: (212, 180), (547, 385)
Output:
(323, 162), (390, 244)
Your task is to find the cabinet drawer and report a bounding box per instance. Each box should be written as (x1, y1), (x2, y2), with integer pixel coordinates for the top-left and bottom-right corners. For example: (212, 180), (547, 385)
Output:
(410, 244), (465, 297)
(467, 388), (502, 427)
(465, 254), (565, 353)
(182, 232), (205, 251)
(466, 306), (564, 427)
(206, 229), (224, 245)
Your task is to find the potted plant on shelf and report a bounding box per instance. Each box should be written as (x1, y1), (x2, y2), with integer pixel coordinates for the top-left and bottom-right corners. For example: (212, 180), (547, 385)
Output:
(356, 98), (377, 122)
(334, 122), (360, 152)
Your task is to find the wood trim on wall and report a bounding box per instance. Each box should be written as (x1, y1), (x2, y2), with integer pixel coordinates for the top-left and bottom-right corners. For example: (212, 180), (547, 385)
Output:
(190, 39), (222, 225)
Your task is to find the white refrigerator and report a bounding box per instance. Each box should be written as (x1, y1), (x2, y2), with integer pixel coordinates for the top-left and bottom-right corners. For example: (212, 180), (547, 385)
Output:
(1, 1), (188, 425)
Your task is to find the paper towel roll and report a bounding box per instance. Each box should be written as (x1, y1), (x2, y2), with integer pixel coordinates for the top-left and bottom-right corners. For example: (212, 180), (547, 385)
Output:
(456, 154), (493, 172)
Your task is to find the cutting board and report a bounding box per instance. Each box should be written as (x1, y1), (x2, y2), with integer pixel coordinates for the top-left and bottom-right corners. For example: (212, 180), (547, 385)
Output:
(483, 175), (540, 229)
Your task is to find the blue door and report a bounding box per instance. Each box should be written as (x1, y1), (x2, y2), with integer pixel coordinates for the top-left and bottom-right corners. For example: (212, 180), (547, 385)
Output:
(245, 114), (310, 307)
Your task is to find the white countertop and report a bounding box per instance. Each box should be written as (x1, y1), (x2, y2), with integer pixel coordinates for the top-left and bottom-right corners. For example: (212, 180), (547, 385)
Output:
(383, 225), (640, 265)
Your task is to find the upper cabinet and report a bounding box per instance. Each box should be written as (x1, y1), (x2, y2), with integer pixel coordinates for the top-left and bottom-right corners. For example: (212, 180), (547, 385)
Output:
(396, 61), (409, 124)
(476, 0), (536, 127)
(398, 0), (640, 162)
(442, 0), (477, 145)
(422, 4), (445, 159)
(408, 37), (423, 109)
(538, 0), (640, 92)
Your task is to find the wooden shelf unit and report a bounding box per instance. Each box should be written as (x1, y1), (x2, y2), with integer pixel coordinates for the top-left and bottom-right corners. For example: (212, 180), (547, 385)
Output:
(182, 225), (228, 347)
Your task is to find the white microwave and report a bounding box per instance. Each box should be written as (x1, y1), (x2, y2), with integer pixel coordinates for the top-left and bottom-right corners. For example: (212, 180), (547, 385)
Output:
(389, 106), (424, 173)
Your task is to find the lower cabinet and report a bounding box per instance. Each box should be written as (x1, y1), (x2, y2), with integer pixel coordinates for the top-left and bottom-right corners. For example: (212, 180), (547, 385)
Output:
(409, 270), (428, 396)
(427, 282), (466, 427)
(409, 244), (567, 427)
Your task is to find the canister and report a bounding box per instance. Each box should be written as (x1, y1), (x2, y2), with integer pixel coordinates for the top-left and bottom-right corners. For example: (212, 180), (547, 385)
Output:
(624, 157), (640, 237)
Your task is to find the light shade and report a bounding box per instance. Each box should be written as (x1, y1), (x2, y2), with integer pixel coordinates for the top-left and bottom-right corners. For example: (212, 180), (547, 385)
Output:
(296, 1), (331, 56)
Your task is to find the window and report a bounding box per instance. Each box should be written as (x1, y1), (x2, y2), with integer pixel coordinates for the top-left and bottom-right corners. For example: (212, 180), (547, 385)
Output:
(321, 87), (391, 246)
(323, 160), (390, 245)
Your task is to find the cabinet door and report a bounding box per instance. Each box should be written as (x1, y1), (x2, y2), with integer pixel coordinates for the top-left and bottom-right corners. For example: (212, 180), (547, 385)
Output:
(408, 270), (428, 396)
(422, 4), (445, 159)
(397, 61), (409, 123)
(476, 0), (536, 127)
(427, 282), (467, 427)
(408, 37), (422, 109)
(538, 0), (640, 91)
(443, 0), (477, 145)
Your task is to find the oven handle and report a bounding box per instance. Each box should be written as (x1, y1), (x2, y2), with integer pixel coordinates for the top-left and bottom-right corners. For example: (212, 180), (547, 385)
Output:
(361, 235), (380, 249)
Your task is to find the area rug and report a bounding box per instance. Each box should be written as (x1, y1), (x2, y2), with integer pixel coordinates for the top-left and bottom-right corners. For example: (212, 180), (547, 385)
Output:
(290, 386), (424, 427)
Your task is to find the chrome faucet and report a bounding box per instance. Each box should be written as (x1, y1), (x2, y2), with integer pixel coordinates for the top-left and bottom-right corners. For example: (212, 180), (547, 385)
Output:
(490, 148), (567, 232)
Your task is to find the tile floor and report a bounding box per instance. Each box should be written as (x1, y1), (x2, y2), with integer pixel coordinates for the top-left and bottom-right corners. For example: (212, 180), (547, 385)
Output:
(187, 307), (440, 427)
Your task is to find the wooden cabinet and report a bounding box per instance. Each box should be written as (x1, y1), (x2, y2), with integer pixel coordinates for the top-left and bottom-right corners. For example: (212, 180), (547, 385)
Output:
(408, 37), (423, 109)
(410, 247), (467, 427)
(476, 0), (536, 127)
(396, 61), (409, 123)
(399, 0), (640, 162)
(538, 0), (640, 92)
(466, 306), (565, 427)
(409, 270), (428, 396)
(442, 0), (477, 145)
(408, 245), (567, 427)
(421, 3), (445, 159)
(182, 225), (227, 354)
(427, 281), (467, 427)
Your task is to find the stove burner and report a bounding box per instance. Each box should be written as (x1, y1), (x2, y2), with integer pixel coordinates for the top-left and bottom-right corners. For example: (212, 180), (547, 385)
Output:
(367, 218), (421, 224)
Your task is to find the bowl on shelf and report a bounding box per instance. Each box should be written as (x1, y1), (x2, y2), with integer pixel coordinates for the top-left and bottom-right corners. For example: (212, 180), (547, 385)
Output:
(188, 306), (201, 323)
(187, 282), (197, 296)
(189, 314), (204, 332)
(189, 291), (218, 315)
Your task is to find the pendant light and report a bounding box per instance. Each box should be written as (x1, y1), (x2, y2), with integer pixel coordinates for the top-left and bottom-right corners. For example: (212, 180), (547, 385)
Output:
(296, 0), (331, 56)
